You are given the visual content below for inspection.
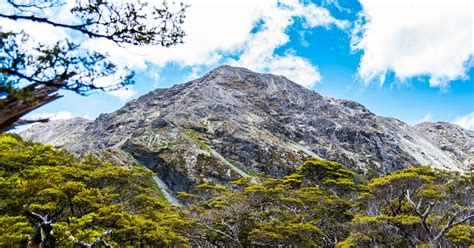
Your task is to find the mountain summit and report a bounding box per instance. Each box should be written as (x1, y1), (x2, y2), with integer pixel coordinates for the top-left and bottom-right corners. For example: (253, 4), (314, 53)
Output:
(21, 65), (473, 195)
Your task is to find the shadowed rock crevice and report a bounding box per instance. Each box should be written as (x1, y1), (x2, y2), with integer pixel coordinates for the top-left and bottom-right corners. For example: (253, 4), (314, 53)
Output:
(121, 140), (191, 193)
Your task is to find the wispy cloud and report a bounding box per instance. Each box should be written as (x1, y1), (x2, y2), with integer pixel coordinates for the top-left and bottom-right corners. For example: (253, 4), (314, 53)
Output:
(185, 66), (203, 81)
(107, 88), (136, 101)
(227, 0), (348, 88)
(421, 113), (432, 123)
(28, 111), (75, 121)
(452, 112), (474, 130)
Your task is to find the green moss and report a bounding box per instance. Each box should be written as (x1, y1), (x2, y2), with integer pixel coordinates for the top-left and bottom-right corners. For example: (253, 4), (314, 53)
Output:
(185, 130), (211, 153)
(151, 179), (167, 202)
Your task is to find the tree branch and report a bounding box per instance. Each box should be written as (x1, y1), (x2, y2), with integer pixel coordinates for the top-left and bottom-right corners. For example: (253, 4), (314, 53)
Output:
(435, 211), (473, 241)
(406, 190), (436, 238)
(197, 222), (240, 244)
(70, 230), (113, 248)
(0, 82), (63, 132)
(14, 118), (50, 127)
(23, 209), (47, 223)
(0, 14), (117, 41)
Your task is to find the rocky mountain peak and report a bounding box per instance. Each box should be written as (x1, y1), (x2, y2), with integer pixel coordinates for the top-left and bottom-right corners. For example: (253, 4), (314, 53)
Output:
(20, 66), (473, 197)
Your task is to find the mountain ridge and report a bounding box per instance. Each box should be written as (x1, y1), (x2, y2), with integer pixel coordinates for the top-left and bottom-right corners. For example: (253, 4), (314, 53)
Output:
(20, 65), (473, 195)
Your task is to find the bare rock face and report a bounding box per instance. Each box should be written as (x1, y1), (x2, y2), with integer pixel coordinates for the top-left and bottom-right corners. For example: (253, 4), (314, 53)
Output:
(414, 122), (474, 170)
(20, 117), (91, 151)
(20, 65), (473, 195)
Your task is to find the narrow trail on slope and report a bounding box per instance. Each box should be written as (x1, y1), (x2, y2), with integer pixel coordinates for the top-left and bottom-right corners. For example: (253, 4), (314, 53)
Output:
(152, 175), (182, 206)
(165, 119), (257, 182)
(112, 145), (182, 206)
(289, 142), (321, 159)
(208, 148), (250, 178)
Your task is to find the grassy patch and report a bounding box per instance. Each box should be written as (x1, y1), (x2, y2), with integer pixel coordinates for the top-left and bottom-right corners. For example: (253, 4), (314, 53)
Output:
(150, 178), (167, 202)
(186, 130), (211, 153)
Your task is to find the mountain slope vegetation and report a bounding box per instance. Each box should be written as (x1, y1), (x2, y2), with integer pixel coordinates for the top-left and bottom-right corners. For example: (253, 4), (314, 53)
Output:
(0, 134), (189, 246)
(1, 135), (472, 247)
(21, 66), (473, 200)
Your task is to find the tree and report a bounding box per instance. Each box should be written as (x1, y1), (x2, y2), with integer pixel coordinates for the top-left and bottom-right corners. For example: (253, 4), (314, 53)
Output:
(0, 0), (187, 132)
(183, 159), (357, 247)
(2, 133), (471, 247)
(295, 158), (357, 196)
(338, 167), (473, 247)
(0, 134), (191, 246)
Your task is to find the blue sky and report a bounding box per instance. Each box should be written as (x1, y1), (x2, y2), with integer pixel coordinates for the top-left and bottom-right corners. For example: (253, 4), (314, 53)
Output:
(7, 0), (473, 129)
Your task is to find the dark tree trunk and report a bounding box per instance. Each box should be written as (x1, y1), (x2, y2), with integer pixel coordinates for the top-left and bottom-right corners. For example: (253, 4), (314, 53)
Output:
(0, 82), (63, 133)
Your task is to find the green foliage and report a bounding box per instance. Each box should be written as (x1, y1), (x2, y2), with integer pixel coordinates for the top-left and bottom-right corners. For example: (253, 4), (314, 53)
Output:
(184, 159), (357, 246)
(445, 225), (473, 246)
(343, 166), (473, 247)
(132, 161), (167, 201)
(295, 158), (357, 195)
(186, 130), (211, 153)
(183, 159), (472, 247)
(1, 134), (471, 247)
(0, 134), (189, 246)
(0, 215), (33, 245)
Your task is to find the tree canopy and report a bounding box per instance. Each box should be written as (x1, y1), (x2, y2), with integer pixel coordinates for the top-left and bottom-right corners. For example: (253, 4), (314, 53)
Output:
(0, 135), (472, 247)
(340, 167), (473, 247)
(0, 134), (190, 246)
(0, 0), (187, 132)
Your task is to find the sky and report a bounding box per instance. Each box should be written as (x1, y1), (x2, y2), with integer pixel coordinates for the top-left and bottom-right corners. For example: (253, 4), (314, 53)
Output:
(3, 0), (474, 129)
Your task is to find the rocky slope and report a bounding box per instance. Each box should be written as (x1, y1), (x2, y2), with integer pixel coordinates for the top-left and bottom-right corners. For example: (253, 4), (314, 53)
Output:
(20, 65), (473, 197)
(414, 122), (473, 169)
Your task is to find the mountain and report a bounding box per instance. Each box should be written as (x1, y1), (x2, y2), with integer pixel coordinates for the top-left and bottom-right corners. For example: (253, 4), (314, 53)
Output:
(20, 65), (473, 197)
(414, 121), (473, 168)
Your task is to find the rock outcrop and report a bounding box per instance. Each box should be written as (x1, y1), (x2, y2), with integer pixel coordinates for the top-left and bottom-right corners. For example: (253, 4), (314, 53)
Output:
(20, 65), (474, 196)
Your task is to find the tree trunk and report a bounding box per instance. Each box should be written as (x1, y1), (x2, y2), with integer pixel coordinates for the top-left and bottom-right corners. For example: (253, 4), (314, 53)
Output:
(0, 83), (63, 133)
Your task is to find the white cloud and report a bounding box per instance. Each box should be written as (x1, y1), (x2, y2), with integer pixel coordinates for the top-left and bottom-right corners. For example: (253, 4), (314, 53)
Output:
(238, 53), (321, 88)
(185, 66), (204, 81)
(107, 88), (136, 101)
(28, 111), (74, 120)
(51, 111), (74, 120)
(84, 0), (348, 88)
(453, 112), (474, 130)
(0, 2), (70, 45)
(86, 66), (136, 100)
(78, 0), (271, 69)
(352, 0), (473, 87)
(149, 69), (161, 88)
(1, 0), (348, 91)
(421, 113), (432, 122)
(227, 0), (348, 87)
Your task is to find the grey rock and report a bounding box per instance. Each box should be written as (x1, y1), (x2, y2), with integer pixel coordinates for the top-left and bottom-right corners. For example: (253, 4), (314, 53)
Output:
(20, 117), (91, 151)
(414, 122), (473, 170)
(20, 65), (473, 195)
